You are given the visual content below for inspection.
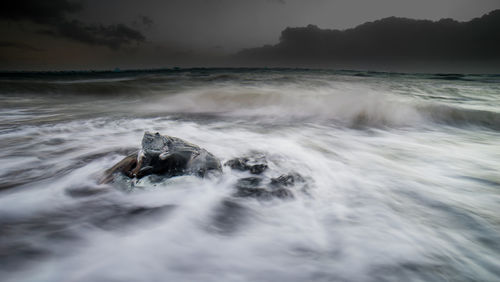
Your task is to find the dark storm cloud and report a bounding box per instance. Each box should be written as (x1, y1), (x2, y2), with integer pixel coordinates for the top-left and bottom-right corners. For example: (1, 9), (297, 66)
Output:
(2, 0), (500, 71)
(0, 0), (145, 49)
(0, 41), (43, 51)
(236, 10), (500, 69)
(0, 0), (81, 23)
(81, 0), (500, 56)
(40, 21), (145, 50)
(140, 16), (154, 28)
(131, 16), (154, 30)
(267, 0), (286, 4)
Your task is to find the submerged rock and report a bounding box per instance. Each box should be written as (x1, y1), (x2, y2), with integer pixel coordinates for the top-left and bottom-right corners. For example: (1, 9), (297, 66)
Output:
(231, 173), (305, 200)
(270, 172), (305, 187)
(224, 154), (268, 174)
(101, 132), (222, 184)
(224, 153), (307, 200)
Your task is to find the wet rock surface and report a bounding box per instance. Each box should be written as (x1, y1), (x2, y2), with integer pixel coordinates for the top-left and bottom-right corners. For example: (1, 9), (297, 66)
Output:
(270, 172), (305, 187)
(208, 170), (307, 234)
(102, 132), (222, 184)
(103, 134), (308, 201)
(225, 154), (306, 201)
(232, 173), (303, 200)
(224, 155), (268, 175)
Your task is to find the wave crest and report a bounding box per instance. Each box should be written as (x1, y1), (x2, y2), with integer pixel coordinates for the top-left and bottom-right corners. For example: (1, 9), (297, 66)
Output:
(140, 85), (500, 130)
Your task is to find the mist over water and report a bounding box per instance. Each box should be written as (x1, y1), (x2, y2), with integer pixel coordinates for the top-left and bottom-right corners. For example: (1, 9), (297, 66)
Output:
(1, 69), (499, 282)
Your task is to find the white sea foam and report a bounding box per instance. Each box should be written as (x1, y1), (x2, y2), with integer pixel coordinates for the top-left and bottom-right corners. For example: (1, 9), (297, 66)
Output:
(0, 70), (499, 282)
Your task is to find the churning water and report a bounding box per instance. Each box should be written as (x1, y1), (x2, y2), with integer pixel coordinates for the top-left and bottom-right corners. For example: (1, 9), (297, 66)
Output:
(0, 69), (499, 281)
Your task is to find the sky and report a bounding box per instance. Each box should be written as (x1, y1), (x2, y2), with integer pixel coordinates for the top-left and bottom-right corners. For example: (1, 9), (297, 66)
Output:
(1, 0), (500, 71)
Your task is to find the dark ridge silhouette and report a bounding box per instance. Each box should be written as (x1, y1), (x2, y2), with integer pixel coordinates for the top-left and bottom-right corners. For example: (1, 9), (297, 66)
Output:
(236, 10), (500, 70)
(0, 0), (145, 49)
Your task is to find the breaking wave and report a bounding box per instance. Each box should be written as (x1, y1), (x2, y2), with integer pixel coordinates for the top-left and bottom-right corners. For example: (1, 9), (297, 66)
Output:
(141, 84), (500, 130)
(1, 68), (499, 282)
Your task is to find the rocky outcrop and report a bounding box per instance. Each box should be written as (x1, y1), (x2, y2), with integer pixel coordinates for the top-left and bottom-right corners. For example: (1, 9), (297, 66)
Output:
(225, 154), (305, 200)
(102, 133), (307, 201)
(101, 132), (222, 184)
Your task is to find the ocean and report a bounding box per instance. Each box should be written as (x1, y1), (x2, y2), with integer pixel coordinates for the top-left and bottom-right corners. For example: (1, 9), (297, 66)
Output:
(0, 68), (499, 281)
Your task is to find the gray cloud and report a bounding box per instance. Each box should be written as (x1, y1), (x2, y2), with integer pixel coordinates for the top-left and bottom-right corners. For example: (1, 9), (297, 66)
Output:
(40, 21), (145, 49)
(267, 0), (286, 4)
(0, 0), (81, 23)
(140, 16), (154, 28)
(80, 0), (500, 54)
(0, 0), (146, 49)
(0, 41), (43, 51)
(2, 0), (500, 71)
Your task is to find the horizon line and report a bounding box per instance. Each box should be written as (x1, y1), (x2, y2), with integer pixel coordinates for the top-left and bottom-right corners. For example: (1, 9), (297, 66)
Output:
(1, 67), (499, 77)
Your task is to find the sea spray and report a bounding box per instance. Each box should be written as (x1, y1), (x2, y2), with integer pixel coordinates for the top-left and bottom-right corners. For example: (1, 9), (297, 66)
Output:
(0, 69), (499, 282)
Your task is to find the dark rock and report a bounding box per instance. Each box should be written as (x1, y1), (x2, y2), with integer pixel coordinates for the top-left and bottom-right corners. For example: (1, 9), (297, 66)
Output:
(100, 153), (138, 183)
(270, 173), (305, 187)
(234, 186), (294, 200)
(234, 187), (269, 199)
(270, 188), (295, 199)
(225, 154), (306, 201)
(249, 164), (268, 174)
(101, 134), (307, 201)
(224, 154), (268, 174)
(101, 132), (222, 184)
(235, 177), (263, 188)
(233, 175), (296, 200)
(224, 158), (248, 171)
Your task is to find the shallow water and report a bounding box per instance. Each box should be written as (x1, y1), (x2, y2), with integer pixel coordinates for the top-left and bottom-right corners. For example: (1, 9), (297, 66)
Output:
(0, 69), (499, 282)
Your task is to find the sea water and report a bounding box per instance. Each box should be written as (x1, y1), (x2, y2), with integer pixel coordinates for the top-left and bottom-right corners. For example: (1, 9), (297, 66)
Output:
(0, 69), (499, 281)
